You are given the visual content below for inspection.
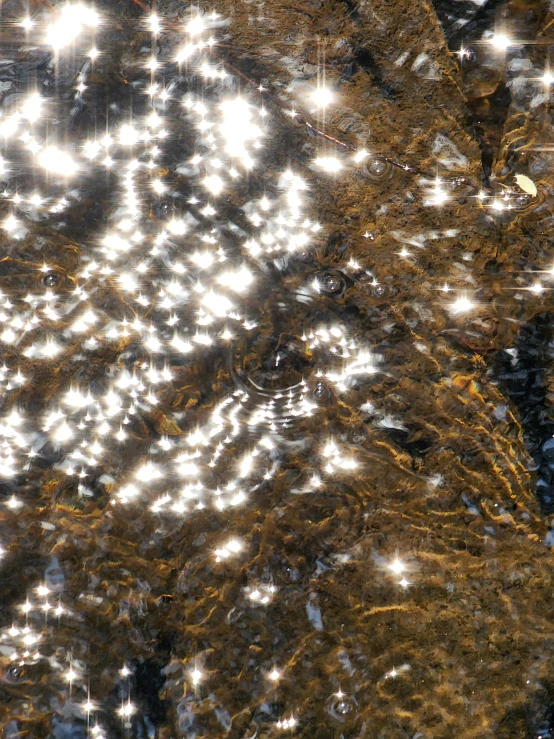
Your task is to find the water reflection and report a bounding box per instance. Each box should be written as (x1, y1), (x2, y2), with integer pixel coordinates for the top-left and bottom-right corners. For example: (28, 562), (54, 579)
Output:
(0, 0), (553, 736)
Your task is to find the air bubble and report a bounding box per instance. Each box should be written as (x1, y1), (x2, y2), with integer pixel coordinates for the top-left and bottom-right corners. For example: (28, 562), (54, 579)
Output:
(326, 691), (357, 722)
(42, 272), (62, 288)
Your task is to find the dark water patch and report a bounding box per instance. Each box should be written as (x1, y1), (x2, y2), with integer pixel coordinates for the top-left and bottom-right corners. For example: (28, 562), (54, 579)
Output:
(497, 683), (554, 738)
(376, 426), (436, 462)
(467, 80), (512, 184)
(133, 649), (171, 728)
(348, 46), (398, 100)
(340, 0), (359, 20)
(430, 0), (505, 48)
(491, 312), (554, 513)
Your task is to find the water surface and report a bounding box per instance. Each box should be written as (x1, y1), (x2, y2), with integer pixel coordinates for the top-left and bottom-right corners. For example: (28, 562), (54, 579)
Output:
(0, 0), (553, 737)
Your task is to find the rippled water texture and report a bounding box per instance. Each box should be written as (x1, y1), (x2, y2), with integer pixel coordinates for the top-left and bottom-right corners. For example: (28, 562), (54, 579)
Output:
(0, 0), (554, 736)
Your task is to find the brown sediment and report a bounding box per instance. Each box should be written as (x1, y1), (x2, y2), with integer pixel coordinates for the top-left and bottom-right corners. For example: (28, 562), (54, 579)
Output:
(0, 0), (554, 737)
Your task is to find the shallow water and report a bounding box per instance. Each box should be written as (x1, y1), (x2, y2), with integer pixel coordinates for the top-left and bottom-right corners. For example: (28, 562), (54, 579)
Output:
(0, 0), (553, 737)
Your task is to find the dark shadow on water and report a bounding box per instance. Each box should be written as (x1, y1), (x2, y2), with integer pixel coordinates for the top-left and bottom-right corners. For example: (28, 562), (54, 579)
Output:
(490, 313), (554, 514)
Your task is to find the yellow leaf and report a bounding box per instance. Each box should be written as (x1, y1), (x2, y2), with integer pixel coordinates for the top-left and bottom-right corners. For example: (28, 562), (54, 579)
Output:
(514, 174), (537, 197)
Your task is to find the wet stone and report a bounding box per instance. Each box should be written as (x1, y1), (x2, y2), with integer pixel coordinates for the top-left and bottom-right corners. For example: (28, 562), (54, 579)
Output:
(542, 438), (554, 460)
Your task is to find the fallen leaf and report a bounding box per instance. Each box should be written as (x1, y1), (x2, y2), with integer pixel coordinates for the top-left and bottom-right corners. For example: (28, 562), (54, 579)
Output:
(515, 174), (538, 197)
